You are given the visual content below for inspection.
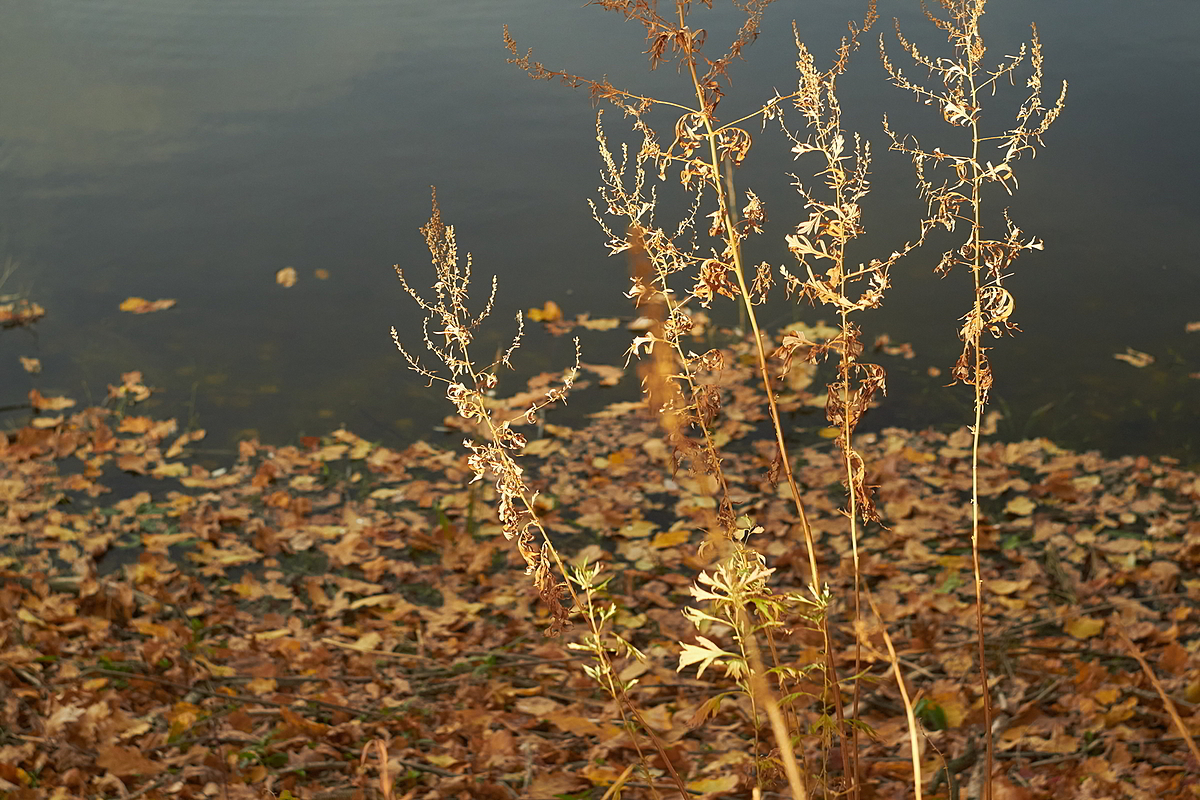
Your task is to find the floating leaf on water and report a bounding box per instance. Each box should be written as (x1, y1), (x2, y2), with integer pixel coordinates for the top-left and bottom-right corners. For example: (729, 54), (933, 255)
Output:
(119, 297), (176, 314)
(580, 362), (624, 386)
(1113, 347), (1154, 367)
(527, 300), (562, 322)
(575, 314), (621, 330)
(0, 299), (46, 327)
(275, 267), (298, 287)
(29, 389), (76, 411)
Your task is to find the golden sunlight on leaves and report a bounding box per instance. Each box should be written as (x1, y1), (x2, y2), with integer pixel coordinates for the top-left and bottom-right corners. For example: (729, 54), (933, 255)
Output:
(119, 296), (176, 314)
(275, 266), (298, 287)
(1113, 347), (1154, 367)
(2, 368), (1200, 798)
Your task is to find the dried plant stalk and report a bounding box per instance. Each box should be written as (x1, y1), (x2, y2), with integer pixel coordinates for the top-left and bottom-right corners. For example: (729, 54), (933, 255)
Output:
(392, 190), (692, 799)
(881, 2), (1066, 795)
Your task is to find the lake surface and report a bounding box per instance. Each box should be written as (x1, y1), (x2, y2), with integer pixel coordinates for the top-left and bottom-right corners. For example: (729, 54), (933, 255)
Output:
(2, 0), (1198, 464)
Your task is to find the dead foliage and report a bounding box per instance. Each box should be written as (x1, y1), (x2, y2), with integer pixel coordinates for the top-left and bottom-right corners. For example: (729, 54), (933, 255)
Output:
(1, 351), (1199, 798)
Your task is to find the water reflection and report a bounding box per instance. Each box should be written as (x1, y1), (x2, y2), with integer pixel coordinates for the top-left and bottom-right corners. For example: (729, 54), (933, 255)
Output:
(0, 0), (1197, 464)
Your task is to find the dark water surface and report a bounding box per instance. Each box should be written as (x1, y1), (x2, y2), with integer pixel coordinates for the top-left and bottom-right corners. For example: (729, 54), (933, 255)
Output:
(2, 0), (1198, 464)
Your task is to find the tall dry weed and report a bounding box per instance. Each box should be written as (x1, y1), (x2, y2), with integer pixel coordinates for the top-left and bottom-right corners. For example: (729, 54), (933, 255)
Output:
(392, 189), (693, 797)
(394, 1), (1064, 797)
(881, 1), (1066, 793)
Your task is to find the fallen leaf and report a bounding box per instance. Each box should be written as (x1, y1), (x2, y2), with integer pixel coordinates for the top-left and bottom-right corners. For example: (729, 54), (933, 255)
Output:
(652, 529), (691, 549)
(29, 389), (76, 411)
(528, 300), (562, 322)
(119, 297), (176, 314)
(109, 371), (152, 402)
(0, 299), (46, 327)
(1113, 347), (1154, 367)
(617, 519), (657, 538)
(95, 744), (163, 777)
(1065, 616), (1106, 640)
(1005, 496), (1036, 516)
(314, 268), (330, 280)
(1186, 321), (1200, 333)
(18, 357), (40, 373)
(118, 416), (154, 434)
(688, 775), (740, 794)
(527, 773), (587, 799)
(275, 267), (298, 287)
(580, 362), (625, 386)
(549, 715), (605, 736)
(575, 314), (622, 330)
(514, 696), (562, 717)
(988, 579), (1031, 595)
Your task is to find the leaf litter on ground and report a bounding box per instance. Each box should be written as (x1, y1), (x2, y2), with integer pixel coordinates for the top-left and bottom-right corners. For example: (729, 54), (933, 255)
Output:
(2, 331), (1200, 799)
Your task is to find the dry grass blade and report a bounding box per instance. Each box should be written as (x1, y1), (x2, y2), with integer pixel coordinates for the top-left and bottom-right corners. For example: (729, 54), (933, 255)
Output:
(360, 739), (396, 800)
(1114, 616), (1200, 768)
(864, 589), (923, 800)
